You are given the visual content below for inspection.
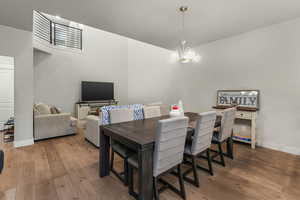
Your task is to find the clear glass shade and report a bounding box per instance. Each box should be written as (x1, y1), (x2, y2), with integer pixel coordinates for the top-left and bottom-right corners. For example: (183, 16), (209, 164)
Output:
(177, 40), (200, 63)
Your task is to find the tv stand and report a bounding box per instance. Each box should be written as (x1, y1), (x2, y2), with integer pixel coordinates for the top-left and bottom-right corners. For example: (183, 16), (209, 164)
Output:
(75, 100), (118, 120)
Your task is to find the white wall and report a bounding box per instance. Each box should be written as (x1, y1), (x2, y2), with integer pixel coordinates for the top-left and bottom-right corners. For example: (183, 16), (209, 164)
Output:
(127, 39), (180, 105)
(34, 26), (128, 114)
(34, 26), (180, 114)
(179, 18), (300, 155)
(0, 25), (34, 146)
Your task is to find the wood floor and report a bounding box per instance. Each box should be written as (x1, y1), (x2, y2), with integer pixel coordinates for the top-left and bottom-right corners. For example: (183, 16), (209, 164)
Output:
(0, 128), (299, 200)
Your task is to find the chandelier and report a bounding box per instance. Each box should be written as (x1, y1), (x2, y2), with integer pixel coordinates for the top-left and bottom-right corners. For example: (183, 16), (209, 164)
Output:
(177, 6), (200, 63)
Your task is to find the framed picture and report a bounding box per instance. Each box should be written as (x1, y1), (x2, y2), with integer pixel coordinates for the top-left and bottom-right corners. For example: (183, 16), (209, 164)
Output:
(216, 90), (260, 110)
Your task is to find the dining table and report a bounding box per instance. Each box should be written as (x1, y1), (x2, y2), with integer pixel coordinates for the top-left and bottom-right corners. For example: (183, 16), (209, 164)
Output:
(99, 112), (223, 200)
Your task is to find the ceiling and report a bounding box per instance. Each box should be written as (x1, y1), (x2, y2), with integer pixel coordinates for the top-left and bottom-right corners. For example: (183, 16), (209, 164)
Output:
(1, 0), (300, 49)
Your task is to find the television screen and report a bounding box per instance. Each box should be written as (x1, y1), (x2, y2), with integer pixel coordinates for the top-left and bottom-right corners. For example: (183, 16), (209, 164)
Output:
(81, 81), (114, 101)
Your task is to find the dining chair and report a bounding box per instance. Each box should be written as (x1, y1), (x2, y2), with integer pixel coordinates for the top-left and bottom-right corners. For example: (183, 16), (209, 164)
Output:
(146, 102), (170, 116)
(183, 111), (216, 187)
(127, 117), (189, 200)
(143, 106), (161, 119)
(211, 107), (236, 166)
(109, 108), (135, 185)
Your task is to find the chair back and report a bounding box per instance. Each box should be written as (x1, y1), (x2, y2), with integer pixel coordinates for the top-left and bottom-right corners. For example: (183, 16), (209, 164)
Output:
(153, 117), (189, 177)
(191, 111), (217, 155)
(143, 106), (161, 119)
(109, 108), (134, 124)
(218, 107), (236, 142)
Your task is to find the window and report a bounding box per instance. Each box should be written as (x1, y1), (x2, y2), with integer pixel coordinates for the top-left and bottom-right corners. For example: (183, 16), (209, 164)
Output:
(54, 23), (82, 50)
(33, 11), (83, 50)
(33, 11), (52, 43)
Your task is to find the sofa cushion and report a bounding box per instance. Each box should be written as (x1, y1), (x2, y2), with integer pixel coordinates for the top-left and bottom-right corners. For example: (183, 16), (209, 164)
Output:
(35, 103), (51, 115)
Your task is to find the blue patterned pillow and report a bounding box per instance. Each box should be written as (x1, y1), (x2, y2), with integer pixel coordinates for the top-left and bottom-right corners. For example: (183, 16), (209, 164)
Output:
(101, 104), (144, 125)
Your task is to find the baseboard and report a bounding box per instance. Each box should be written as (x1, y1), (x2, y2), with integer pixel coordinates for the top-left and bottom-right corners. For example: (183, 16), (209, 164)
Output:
(14, 138), (34, 148)
(34, 133), (76, 142)
(258, 142), (300, 156)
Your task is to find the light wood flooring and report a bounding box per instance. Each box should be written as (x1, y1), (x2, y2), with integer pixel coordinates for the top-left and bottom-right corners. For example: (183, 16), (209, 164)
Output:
(0, 128), (299, 200)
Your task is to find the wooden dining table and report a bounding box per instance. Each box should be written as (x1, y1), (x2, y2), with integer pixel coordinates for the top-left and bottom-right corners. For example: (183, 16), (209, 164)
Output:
(99, 112), (222, 200)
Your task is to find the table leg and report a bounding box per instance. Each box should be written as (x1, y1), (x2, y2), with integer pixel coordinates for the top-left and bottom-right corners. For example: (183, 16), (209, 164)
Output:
(251, 119), (256, 149)
(138, 147), (153, 200)
(99, 129), (110, 177)
(226, 134), (234, 159)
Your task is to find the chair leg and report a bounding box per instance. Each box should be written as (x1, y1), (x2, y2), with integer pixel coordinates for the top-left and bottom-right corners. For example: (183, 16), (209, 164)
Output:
(206, 149), (214, 176)
(128, 165), (138, 199)
(226, 136), (234, 159)
(191, 156), (200, 187)
(110, 149), (114, 171)
(153, 177), (160, 200)
(182, 156), (199, 187)
(124, 159), (129, 185)
(218, 142), (226, 167)
(110, 150), (128, 185)
(0, 150), (3, 174)
(178, 164), (186, 200)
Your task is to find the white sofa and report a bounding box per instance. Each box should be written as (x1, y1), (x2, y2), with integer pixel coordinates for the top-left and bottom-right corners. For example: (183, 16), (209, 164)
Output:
(34, 103), (77, 140)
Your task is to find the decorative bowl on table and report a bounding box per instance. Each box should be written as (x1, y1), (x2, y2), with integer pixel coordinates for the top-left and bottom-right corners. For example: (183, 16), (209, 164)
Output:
(169, 105), (184, 117)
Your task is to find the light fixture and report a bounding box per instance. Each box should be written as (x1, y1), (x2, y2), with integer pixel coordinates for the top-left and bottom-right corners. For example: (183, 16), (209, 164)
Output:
(177, 6), (200, 63)
(55, 15), (61, 20)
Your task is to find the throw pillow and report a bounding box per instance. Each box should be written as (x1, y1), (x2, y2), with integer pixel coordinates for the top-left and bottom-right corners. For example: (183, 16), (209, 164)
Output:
(35, 103), (51, 115)
(50, 106), (61, 114)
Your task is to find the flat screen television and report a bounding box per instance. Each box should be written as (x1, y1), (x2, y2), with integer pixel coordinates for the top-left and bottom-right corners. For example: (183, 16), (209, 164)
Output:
(81, 81), (114, 101)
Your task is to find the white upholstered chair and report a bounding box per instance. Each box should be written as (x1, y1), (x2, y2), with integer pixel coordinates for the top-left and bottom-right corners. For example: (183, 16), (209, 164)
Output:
(143, 106), (161, 119)
(109, 108), (135, 185)
(183, 111), (216, 187)
(127, 117), (189, 200)
(211, 107), (236, 166)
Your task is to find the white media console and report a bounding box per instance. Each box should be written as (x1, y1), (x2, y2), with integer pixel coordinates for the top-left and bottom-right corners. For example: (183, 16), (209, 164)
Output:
(75, 100), (118, 120)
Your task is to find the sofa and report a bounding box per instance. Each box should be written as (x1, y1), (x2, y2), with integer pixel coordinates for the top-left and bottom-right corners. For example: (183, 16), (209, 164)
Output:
(34, 103), (77, 140)
(84, 103), (170, 147)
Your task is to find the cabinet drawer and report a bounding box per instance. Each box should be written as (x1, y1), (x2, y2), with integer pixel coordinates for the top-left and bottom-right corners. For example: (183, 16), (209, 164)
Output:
(236, 111), (252, 119)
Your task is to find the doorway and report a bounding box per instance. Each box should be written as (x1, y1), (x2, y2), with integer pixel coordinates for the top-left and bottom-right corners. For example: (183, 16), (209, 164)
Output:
(0, 56), (14, 143)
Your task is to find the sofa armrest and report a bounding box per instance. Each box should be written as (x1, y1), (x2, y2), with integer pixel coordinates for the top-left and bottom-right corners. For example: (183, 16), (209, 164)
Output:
(85, 115), (101, 147)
